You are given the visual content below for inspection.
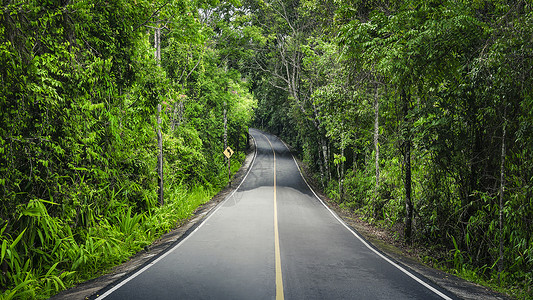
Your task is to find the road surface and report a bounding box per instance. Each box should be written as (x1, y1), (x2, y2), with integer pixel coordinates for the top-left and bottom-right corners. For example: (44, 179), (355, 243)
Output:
(95, 128), (457, 300)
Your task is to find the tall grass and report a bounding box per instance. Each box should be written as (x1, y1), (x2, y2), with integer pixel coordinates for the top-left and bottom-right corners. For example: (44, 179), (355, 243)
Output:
(0, 182), (224, 299)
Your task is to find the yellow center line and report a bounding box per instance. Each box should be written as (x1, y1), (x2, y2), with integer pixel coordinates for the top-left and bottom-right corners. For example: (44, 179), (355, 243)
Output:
(274, 154), (284, 300)
(263, 134), (284, 300)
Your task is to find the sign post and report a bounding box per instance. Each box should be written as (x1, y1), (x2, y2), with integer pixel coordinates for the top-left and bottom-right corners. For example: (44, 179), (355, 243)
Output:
(223, 146), (234, 185)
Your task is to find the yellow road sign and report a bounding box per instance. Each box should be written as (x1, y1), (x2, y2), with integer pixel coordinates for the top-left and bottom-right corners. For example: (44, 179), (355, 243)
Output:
(223, 147), (234, 159)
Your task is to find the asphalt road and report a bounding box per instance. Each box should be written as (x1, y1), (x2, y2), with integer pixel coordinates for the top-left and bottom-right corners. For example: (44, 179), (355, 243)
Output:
(96, 128), (457, 300)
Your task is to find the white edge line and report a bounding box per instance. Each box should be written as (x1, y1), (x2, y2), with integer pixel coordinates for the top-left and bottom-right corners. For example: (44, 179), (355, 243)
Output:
(277, 137), (453, 300)
(96, 134), (259, 299)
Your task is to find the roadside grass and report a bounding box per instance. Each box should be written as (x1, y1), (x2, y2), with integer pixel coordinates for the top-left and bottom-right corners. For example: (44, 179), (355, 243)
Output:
(0, 158), (244, 300)
(424, 257), (533, 300)
(294, 156), (531, 300)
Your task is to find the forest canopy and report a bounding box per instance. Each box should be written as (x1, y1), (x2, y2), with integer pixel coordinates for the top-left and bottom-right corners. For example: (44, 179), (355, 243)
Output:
(1, 0), (255, 298)
(247, 0), (532, 297)
(1, 0), (532, 298)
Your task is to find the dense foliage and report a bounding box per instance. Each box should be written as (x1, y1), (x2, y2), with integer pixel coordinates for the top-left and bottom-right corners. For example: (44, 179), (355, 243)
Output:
(0, 0), (255, 298)
(2, 0), (532, 298)
(247, 0), (533, 297)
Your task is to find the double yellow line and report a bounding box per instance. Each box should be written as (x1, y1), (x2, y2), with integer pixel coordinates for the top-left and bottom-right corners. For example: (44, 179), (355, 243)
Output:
(262, 133), (284, 300)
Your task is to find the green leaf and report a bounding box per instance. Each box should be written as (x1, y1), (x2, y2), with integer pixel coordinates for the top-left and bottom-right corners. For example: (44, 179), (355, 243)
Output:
(1, 239), (7, 262)
(10, 228), (26, 249)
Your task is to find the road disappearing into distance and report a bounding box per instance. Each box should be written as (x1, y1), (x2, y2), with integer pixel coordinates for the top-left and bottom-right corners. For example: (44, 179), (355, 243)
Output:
(95, 128), (457, 300)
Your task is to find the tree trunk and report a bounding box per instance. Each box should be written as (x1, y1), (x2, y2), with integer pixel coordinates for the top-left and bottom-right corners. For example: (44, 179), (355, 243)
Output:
(339, 146), (345, 201)
(374, 88), (380, 191)
(224, 101), (230, 185)
(318, 154), (325, 188)
(157, 104), (164, 205)
(402, 87), (413, 244)
(498, 108), (507, 285)
(154, 23), (161, 63)
(322, 139), (331, 181)
(154, 20), (163, 205)
(404, 139), (412, 243)
(353, 148), (357, 174)
(322, 138), (330, 182)
(224, 101), (228, 150)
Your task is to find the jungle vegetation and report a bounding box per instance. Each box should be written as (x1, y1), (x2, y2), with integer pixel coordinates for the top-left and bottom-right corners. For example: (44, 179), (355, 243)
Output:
(1, 0), (533, 299)
(250, 0), (533, 298)
(1, 0), (255, 298)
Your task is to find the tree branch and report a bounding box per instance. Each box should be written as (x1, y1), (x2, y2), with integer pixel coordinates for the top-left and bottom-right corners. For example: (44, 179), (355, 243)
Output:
(133, 0), (172, 32)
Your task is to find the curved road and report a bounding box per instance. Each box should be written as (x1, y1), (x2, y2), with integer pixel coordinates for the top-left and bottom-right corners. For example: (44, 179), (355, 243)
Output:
(96, 128), (457, 300)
